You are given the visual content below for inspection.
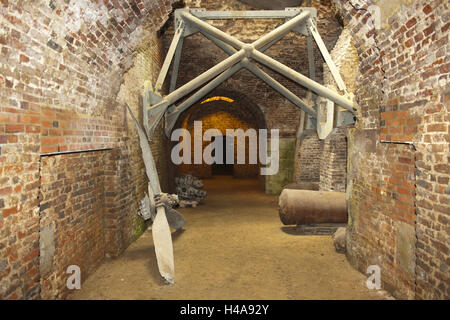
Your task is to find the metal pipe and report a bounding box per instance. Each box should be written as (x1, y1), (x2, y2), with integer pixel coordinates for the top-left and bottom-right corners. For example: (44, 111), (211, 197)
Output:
(279, 189), (347, 225)
(252, 11), (310, 50)
(181, 12), (245, 50)
(202, 29), (282, 55)
(155, 23), (184, 93)
(307, 35), (316, 82)
(201, 31), (238, 55)
(308, 23), (347, 92)
(243, 61), (316, 117)
(150, 49), (245, 109)
(306, 34), (318, 127)
(251, 50), (355, 111)
(200, 32), (316, 116)
(179, 10), (354, 111)
(169, 36), (184, 93)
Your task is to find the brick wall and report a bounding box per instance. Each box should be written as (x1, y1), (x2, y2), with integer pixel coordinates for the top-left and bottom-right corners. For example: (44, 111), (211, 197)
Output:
(175, 90), (266, 179)
(333, 0), (449, 299)
(39, 151), (108, 299)
(179, 110), (258, 179)
(319, 127), (347, 192)
(347, 132), (416, 298)
(313, 22), (358, 194)
(294, 127), (348, 194)
(0, 0), (175, 299)
(294, 129), (323, 186)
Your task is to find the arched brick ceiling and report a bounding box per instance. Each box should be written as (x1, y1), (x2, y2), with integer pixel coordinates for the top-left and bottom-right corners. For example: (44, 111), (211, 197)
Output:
(175, 88), (267, 131)
(0, 0), (178, 115)
(17, 0), (177, 72)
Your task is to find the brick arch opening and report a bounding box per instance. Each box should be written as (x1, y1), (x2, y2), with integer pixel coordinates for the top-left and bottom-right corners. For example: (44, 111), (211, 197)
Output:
(171, 89), (267, 186)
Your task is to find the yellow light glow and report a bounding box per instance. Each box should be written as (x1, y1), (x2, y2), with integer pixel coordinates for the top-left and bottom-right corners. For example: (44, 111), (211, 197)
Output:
(200, 96), (234, 104)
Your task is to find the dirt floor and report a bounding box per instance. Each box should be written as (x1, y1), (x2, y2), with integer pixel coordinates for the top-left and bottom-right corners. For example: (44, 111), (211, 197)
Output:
(69, 176), (391, 300)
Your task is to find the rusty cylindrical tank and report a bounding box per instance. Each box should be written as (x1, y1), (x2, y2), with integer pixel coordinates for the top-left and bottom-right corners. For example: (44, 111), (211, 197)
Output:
(278, 189), (347, 225)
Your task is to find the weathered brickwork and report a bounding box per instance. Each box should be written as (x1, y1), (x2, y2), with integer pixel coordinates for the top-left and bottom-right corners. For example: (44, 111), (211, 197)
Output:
(332, 0), (449, 299)
(39, 151), (107, 299)
(377, 1), (448, 144)
(0, 0), (175, 299)
(319, 127), (347, 192)
(347, 132), (416, 298)
(294, 129), (323, 186)
(174, 89), (266, 180)
(179, 111), (258, 179)
(292, 23), (355, 193)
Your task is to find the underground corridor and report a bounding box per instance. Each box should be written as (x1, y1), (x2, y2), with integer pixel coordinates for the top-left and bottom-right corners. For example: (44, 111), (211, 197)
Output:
(0, 0), (449, 303)
(173, 89), (267, 181)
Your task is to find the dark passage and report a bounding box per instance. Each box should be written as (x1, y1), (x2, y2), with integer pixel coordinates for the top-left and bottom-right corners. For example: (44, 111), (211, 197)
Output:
(212, 136), (234, 176)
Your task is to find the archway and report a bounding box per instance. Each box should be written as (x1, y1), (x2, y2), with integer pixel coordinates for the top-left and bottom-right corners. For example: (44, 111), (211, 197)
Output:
(170, 88), (267, 188)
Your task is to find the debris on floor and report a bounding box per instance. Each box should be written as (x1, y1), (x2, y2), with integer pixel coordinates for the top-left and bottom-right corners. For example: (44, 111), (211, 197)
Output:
(155, 193), (186, 230)
(175, 174), (207, 208)
(333, 227), (346, 253)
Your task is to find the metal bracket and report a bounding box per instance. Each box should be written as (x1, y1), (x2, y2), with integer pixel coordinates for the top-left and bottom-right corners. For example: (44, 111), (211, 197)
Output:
(289, 7), (317, 36)
(142, 82), (163, 138)
(174, 8), (201, 37)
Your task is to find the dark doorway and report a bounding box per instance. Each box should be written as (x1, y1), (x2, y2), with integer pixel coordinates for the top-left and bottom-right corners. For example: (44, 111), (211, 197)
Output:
(212, 136), (233, 175)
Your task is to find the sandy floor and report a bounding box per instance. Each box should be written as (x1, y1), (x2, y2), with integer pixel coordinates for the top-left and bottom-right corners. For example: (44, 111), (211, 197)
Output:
(69, 176), (390, 300)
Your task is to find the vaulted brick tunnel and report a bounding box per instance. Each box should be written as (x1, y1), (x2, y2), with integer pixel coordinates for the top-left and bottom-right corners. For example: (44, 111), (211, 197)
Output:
(173, 88), (266, 182)
(0, 0), (448, 301)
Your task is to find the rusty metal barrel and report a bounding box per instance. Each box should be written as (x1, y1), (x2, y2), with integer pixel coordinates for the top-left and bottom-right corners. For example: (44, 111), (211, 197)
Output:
(278, 189), (347, 225)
